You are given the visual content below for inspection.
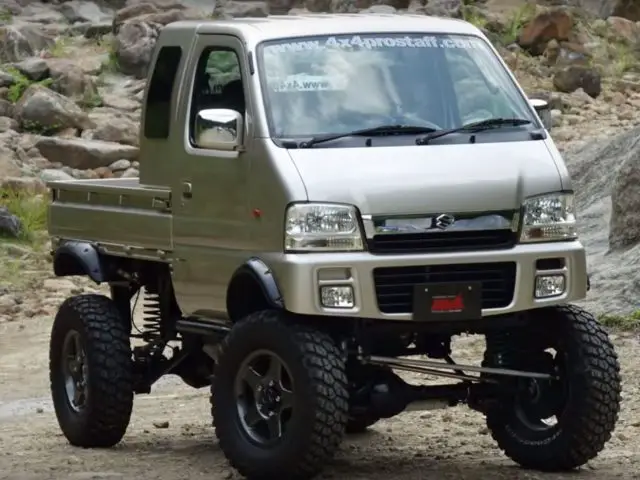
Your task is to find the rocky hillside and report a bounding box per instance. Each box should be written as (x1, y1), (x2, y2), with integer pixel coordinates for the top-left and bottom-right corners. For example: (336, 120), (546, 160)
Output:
(1, 0), (640, 321)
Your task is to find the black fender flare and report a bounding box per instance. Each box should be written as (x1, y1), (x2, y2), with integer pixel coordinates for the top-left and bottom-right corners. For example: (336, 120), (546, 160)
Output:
(226, 257), (284, 315)
(52, 241), (107, 284)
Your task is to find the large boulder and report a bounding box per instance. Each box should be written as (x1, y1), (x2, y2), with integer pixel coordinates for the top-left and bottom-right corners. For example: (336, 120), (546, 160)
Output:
(35, 137), (139, 169)
(609, 145), (640, 251)
(553, 65), (602, 98)
(0, 206), (21, 239)
(113, 19), (158, 78)
(15, 85), (94, 132)
(0, 24), (54, 63)
(574, 0), (640, 21)
(518, 10), (573, 56)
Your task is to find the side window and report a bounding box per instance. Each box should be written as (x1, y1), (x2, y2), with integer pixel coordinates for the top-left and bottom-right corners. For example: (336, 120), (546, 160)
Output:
(144, 46), (182, 139)
(189, 47), (245, 146)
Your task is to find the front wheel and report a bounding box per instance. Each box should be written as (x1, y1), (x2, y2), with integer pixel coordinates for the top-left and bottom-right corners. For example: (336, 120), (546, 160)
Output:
(484, 304), (621, 471)
(212, 310), (349, 480)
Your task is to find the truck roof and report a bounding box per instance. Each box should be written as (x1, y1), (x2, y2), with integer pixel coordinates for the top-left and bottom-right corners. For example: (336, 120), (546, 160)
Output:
(163, 14), (483, 47)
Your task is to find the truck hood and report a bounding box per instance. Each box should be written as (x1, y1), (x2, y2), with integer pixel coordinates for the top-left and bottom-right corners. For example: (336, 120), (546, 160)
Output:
(287, 141), (562, 215)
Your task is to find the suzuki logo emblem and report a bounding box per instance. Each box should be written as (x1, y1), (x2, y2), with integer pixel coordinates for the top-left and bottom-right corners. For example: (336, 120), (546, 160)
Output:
(434, 214), (455, 230)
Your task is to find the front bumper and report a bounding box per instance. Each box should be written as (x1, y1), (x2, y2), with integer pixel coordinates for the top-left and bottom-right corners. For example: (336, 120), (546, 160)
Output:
(264, 240), (588, 321)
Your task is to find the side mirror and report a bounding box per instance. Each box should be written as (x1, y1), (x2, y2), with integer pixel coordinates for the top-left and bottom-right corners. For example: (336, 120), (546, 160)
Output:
(529, 98), (552, 132)
(194, 108), (243, 151)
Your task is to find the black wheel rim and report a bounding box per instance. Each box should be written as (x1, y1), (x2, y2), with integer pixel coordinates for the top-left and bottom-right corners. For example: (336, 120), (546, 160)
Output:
(61, 330), (88, 412)
(234, 349), (295, 446)
(513, 348), (568, 432)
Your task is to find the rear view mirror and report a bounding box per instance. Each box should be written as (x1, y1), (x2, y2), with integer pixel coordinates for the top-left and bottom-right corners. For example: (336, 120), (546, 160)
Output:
(529, 98), (552, 132)
(195, 108), (244, 151)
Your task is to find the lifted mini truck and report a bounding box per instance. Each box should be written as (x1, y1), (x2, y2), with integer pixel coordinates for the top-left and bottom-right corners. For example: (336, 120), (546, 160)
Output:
(46, 14), (621, 480)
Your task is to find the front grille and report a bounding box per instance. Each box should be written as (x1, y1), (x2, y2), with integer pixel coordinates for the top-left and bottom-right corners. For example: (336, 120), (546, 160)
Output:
(367, 230), (516, 254)
(373, 262), (517, 314)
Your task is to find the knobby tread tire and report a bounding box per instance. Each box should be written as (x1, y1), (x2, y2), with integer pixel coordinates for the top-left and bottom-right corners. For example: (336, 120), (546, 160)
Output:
(486, 304), (621, 471)
(50, 294), (133, 448)
(211, 310), (349, 480)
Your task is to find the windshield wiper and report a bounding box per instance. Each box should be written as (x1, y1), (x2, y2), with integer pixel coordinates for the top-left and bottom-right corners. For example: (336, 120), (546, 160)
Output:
(415, 118), (532, 145)
(299, 125), (438, 148)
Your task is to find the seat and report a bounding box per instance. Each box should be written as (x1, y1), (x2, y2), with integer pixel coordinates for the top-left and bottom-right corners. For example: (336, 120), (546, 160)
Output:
(221, 79), (245, 114)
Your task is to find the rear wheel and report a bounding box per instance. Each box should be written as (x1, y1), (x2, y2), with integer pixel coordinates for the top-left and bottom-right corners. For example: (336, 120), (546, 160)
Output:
(483, 304), (621, 471)
(212, 310), (348, 479)
(50, 294), (133, 448)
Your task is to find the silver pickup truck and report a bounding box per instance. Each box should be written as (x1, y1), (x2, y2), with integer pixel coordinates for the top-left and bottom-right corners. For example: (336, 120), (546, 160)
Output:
(46, 14), (620, 480)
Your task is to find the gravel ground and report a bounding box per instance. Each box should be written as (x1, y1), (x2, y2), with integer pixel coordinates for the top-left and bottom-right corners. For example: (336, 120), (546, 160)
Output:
(1, 310), (638, 480)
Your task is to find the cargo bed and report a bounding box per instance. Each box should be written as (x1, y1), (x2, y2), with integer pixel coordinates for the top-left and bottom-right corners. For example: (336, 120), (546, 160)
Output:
(47, 178), (173, 260)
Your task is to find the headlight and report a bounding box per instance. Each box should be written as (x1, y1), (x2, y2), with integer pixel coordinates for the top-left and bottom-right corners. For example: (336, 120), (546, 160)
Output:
(285, 203), (364, 252)
(520, 192), (577, 243)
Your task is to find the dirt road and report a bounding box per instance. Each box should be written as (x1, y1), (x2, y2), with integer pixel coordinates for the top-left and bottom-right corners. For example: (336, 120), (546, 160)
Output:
(1, 307), (639, 480)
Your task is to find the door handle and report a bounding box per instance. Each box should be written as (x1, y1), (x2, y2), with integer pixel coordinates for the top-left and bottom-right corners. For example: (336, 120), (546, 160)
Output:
(182, 181), (193, 199)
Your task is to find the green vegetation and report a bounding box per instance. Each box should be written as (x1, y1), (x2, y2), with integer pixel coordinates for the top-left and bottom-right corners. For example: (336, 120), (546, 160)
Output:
(499, 2), (536, 46)
(599, 310), (640, 331)
(461, 5), (487, 30)
(0, 188), (48, 244)
(5, 67), (54, 103)
(0, 7), (13, 24)
(48, 36), (74, 58)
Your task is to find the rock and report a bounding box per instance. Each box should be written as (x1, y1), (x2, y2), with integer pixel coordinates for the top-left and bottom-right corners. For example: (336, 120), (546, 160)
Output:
(153, 420), (169, 429)
(576, 0), (640, 21)
(0, 99), (13, 118)
(15, 85), (94, 133)
(83, 22), (113, 39)
(113, 2), (158, 32)
(109, 158), (131, 171)
(610, 143), (640, 251)
(48, 63), (98, 101)
(0, 294), (18, 315)
(0, 24), (54, 63)
(0, 206), (21, 238)
(0, 115), (18, 132)
(40, 168), (74, 182)
(215, 0), (269, 17)
(14, 58), (49, 81)
(91, 116), (139, 146)
(113, 20), (158, 78)
(0, 176), (46, 195)
(423, 0), (462, 17)
(0, 144), (20, 177)
(120, 166), (139, 177)
(265, 0), (296, 14)
(553, 65), (602, 98)
(0, 69), (15, 87)
(58, 0), (112, 24)
(35, 137), (139, 169)
(518, 9), (573, 56)
(607, 16), (639, 43)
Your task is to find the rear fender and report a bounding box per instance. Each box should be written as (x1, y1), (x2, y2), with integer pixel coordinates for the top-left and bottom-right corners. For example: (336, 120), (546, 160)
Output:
(53, 241), (107, 284)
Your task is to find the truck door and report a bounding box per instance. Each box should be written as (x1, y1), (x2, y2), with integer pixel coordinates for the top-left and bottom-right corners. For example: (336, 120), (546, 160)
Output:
(170, 34), (254, 318)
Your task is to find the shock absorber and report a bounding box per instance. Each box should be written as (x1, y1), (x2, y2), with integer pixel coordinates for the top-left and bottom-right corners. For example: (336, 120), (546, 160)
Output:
(141, 284), (163, 343)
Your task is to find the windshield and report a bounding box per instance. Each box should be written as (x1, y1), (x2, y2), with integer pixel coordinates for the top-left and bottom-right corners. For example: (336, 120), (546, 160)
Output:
(257, 33), (538, 142)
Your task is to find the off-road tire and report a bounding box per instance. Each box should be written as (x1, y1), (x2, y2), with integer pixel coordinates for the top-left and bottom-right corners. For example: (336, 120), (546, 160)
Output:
(485, 304), (621, 471)
(346, 414), (380, 434)
(50, 294), (134, 448)
(212, 310), (349, 480)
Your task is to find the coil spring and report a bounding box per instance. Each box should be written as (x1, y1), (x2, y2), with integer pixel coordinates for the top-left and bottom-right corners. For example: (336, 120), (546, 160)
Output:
(141, 286), (162, 343)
